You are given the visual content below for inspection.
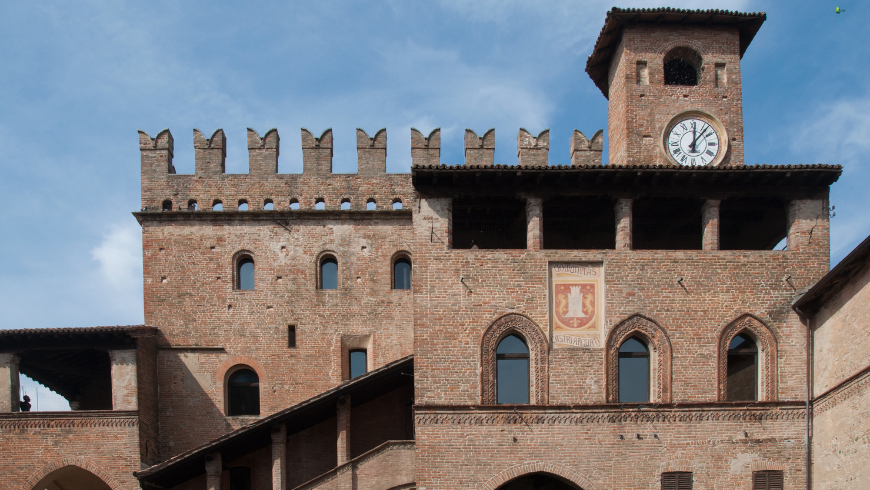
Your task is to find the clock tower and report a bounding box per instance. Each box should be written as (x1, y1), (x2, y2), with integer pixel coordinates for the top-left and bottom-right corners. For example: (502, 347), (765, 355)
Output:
(586, 8), (766, 166)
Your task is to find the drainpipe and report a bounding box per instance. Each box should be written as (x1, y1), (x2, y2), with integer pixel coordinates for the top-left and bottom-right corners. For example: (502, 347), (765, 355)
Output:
(794, 305), (812, 490)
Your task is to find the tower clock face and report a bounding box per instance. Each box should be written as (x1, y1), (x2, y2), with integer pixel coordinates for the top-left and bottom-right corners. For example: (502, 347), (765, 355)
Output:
(666, 117), (721, 166)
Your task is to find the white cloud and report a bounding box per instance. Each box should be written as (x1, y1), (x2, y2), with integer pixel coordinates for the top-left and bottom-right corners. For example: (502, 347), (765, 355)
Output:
(91, 223), (142, 290)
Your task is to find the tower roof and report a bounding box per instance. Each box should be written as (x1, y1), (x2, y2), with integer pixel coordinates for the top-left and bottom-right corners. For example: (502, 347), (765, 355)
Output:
(585, 7), (767, 97)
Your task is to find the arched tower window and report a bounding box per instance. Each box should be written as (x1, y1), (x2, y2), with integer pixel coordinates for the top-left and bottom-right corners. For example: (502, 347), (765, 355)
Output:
(162, 199), (172, 211)
(664, 47), (702, 86)
(618, 336), (650, 403)
(496, 334), (530, 404)
(320, 255), (338, 290)
(235, 254), (254, 290)
(727, 333), (758, 401)
(226, 368), (259, 416)
(393, 257), (411, 290)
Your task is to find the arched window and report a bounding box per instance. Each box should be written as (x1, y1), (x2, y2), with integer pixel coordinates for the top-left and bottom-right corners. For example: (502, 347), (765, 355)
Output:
(664, 47), (702, 86)
(496, 334), (530, 404)
(392, 199), (403, 210)
(227, 368), (259, 416)
(212, 200), (223, 211)
(349, 349), (367, 379)
(237, 256), (254, 290)
(366, 199), (377, 210)
(393, 257), (411, 290)
(340, 198), (351, 210)
(229, 467), (252, 490)
(618, 337), (650, 403)
(320, 256), (338, 290)
(162, 199), (172, 211)
(238, 200), (249, 211)
(315, 198), (325, 210)
(289, 198), (300, 210)
(263, 199), (274, 210)
(187, 199), (198, 211)
(727, 333), (758, 401)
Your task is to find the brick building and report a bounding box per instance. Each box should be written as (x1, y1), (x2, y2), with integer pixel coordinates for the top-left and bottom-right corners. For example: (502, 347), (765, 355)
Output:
(0, 7), (866, 490)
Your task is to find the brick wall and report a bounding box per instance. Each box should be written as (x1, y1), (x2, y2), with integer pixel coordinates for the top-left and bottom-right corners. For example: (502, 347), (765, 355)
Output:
(0, 411), (141, 490)
(607, 25), (745, 166)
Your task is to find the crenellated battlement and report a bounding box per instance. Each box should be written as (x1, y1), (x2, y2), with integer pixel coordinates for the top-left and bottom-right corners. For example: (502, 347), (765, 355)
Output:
(137, 126), (603, 213)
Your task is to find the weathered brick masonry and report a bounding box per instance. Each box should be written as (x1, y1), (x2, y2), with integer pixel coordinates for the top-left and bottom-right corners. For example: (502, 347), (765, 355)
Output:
(1, 7), (866, 490)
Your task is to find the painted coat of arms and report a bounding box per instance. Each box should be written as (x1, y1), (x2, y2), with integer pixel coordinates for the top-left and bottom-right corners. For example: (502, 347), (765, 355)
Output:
(549, 263), (604, 348)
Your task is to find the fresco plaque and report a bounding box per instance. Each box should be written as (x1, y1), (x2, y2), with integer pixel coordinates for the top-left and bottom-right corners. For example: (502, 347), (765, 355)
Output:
(549, 262), (604, 348)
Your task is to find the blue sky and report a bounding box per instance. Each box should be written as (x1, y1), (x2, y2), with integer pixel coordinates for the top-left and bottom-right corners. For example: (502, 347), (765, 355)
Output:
(1, 0), (868, 337)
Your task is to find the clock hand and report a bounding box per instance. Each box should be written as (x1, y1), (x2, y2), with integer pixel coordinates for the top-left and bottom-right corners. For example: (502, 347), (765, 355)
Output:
(691, 125), (709, 151)
(691, 126), (697, 153)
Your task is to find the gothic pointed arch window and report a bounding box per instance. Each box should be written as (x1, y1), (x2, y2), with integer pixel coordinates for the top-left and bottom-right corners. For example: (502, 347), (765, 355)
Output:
(618, 336), (650, 403)
(481, 314), (549, 405)
(726, 333), (758, 401)
(606, 315), (673, 403)
(496, 335), (530, 404)
(717, 315), (778, 402)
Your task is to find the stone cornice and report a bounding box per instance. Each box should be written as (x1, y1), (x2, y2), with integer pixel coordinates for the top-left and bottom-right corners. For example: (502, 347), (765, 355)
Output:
(0, 410), (138, 430)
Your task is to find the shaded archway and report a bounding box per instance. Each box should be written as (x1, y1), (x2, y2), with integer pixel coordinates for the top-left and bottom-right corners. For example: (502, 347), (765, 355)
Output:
(497, 472), (581, 490)
(32, 465), (113, 490)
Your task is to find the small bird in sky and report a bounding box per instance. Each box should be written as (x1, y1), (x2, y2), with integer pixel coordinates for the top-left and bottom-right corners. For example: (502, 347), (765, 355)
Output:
(836, 7), (845, 14)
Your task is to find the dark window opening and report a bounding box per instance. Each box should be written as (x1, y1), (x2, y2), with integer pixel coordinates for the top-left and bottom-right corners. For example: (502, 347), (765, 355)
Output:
(753, 470), (784, 490)
(394, 258), (411, 290)
(229, 467), (252, 490)
(453, 197), (527, 249)
(288, 325), (297, 348)
(227, 368), (259, 416)
(497, 473), (579, 490)
(237, 257), (254, 290)
(727, 333), (758, 402)
(633, 197), (703, 250)
(393, 199), (403, 210)
(664, 47), (701, 86)
(349, 350), (367, 379)
(19, 349), (112, 411)
(720, 197), (787, 250)
(320, 257), (338, 290)
(662, 471), (693, 490)
(162, 200), (172, 211)
(618, 336), (650, 403)
(187, 200), (197, 211)
(496, 334), (530, 404)
(542, 196), (616, 249)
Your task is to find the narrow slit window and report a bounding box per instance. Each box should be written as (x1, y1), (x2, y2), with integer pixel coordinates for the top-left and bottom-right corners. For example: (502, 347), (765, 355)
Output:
(496, 334), (530, 404)
(727, 333), (758, 401)
(394, 258), (411, 290)
(349, 349), (367, 379)
(320, 257), (338, 290)
(237, 257), (254, 290)
(227, 368), (259, 416)
(288, 325), (296, 348)
(618, 336), (650, 403)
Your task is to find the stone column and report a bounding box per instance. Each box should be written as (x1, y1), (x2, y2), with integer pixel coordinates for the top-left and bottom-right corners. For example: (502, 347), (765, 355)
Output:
(336, 395), (351, 465)
(702, 199), (721, 251)
(787, 200), (828, 253)
(205, 452), (222, 490)
(0, 354), (20, 412)
(271, 424), (287, 490)
(615, 199), (633, 250)
(109, 350), (138, 411)
(526, 198), (542, 251)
